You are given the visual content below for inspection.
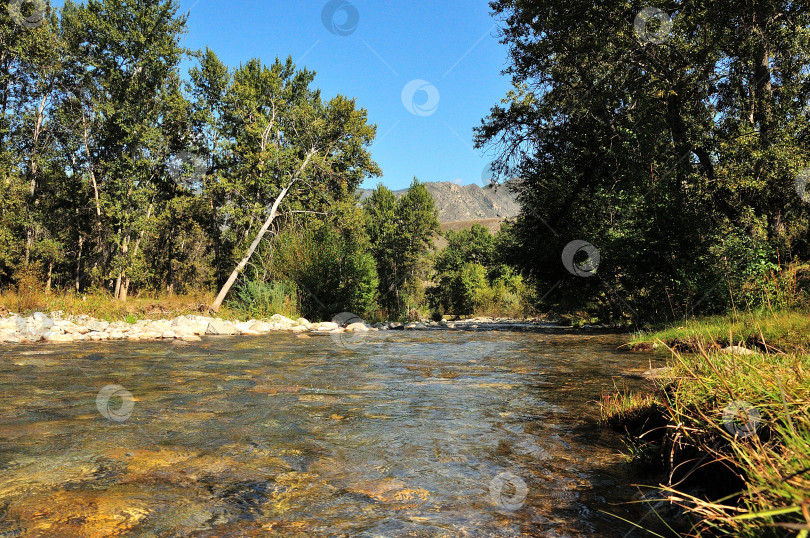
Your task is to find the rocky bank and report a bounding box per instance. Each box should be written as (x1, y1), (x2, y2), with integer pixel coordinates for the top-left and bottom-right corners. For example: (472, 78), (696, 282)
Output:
(0, 312), (554, 345)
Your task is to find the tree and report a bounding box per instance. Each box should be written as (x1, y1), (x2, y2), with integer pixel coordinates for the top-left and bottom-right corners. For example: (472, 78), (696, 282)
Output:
(187, 47), (230, 286)
(435, 223), (495, 276)
(363, 178), (440, 318)
(210, 57), (380, 312)
(477, 0), (810, 321)
(430, 224), (525, 316)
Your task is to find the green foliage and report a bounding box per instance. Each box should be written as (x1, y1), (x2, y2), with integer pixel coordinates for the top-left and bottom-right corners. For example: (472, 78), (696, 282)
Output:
(630, 308), (810, 355)
(264, 218), (379, 321)
(477, 0), (810, 322)
(0, 0), (380, 308)
(228, 280), (299, 320)
(363, 178), (440, 319)
(430, 224), (532, 318)
(434, 224), (495, 276)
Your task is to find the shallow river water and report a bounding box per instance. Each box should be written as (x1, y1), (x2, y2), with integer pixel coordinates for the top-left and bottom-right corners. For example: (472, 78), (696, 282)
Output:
(0, 329), (664, 537)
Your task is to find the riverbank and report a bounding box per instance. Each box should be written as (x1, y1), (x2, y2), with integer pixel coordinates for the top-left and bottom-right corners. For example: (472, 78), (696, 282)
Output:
(0, 310), (569, 345)
(628, 310), (810, 354)
(604, 314), (810, 536)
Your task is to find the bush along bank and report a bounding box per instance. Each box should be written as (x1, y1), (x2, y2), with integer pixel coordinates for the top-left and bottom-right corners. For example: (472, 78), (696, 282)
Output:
(602, 344), (810, 536)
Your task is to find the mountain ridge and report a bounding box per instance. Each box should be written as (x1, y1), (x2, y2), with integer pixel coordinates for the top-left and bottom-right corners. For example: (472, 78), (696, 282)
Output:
(358, 181), (520, 224)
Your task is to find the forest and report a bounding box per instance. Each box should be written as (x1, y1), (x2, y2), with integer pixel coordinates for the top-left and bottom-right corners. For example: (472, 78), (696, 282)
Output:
(1, 0), (809, 325)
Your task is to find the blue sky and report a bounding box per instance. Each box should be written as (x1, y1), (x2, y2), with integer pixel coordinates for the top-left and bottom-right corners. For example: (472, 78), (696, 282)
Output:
(176, 0), (512, 190)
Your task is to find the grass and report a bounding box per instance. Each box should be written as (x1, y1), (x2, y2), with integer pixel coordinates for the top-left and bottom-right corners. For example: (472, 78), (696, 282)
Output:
(629, 310), (810, 355)
(602, 338), (810, 536)
(0, 288), (238, 322)
(600, 387), (662, 431)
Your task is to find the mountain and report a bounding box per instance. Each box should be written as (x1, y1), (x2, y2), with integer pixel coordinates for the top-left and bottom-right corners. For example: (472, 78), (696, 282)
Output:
(358, 181), (520, 224)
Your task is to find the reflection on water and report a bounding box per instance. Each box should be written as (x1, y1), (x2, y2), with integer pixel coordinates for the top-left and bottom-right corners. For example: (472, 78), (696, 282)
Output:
(0, 330), (662, 536)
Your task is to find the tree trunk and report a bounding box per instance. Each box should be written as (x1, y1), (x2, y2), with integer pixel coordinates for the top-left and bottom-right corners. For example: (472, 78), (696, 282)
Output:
(119, 202), (153, 302)
(45, 260), (54, 293)
(75, 235), (84, 292)
(115, 233), (129, 300)
(210, 149), (314, 313)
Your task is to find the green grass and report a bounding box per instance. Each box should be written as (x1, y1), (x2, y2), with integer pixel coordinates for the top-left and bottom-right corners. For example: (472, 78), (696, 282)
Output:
(602, 341), (810, 536)
(629, 310), (810, 355)
(600, 388), (661, 430)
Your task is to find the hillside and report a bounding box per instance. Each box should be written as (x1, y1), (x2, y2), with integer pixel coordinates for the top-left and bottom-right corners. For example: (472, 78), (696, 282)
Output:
(359, 181), (520, 224)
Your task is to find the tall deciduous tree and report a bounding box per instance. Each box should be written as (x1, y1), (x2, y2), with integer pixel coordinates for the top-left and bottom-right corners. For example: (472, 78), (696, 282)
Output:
(210, 58), (380, 312)
(477, 0), (810, 320)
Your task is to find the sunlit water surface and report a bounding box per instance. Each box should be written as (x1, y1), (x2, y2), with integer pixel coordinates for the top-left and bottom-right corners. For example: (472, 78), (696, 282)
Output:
(0, 329), (663, 536)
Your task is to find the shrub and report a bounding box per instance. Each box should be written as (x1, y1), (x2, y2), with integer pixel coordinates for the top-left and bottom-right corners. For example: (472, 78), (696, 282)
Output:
(228, 280), (300, 320)
(264, 222), (379, 321)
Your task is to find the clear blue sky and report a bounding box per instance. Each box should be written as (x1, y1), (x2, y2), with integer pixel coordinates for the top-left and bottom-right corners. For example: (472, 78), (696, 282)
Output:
(176, 0), (512, 190)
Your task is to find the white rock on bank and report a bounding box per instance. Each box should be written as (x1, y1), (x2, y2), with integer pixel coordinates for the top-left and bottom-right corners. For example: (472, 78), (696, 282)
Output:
(249, 321), (272, 333)
(234, 322), (261, 335)
(43, 331), (76, 343)
(14, 312), (54, 337)
(315, 322), (339, 331)
(206, 319), (238, 336)
(722, 345), (756, 356)
(270, 314), (296, 326)
(86, 320), (110, 332)
(345, 322), (369, 332)
(86, 332), (109, 341)
(171, 316), (209, 336)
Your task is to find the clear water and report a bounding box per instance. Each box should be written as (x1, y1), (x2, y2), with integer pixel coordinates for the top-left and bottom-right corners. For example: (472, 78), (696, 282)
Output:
(0, 329), (663, 536)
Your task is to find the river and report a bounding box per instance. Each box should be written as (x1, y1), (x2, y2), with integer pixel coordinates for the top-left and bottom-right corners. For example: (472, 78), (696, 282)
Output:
(0, 328), (664, 536)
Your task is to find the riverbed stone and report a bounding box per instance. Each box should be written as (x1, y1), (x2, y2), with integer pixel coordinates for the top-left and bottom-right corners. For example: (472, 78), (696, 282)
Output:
(54, 320), (89, 335)
(15, 312), (54, 337)
(296, 318), (311, 327)
(234, 322), (261, 335)
(249, 321), (272, 333)
(171, 316), (209, 336)
(0, 316), (19, 331)
(140, 330), (165, 340)
(345, 322), (369, 332)
(86, 332), (109, 341)
(182, 335), (202, 342)
(86, 320), (109, 332)
(316, 322), (339, 331)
